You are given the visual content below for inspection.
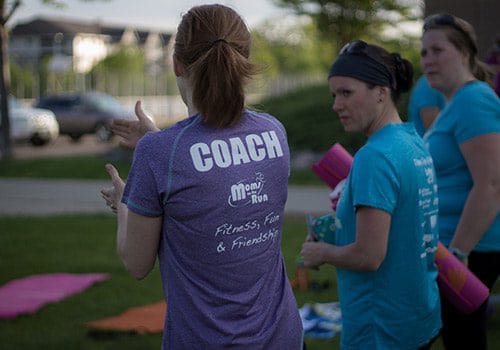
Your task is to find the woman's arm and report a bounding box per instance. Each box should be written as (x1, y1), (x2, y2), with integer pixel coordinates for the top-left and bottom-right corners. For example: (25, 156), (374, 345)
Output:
(420, 107), (441, 130)
(450, 133), (500, 253)
(101, 164), (162, 280)
(116, 205), (162, 280)
(301, 206), (390, 271)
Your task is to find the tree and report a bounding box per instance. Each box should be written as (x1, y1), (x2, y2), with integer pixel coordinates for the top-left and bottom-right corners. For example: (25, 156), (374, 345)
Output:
(0, 0), (20, 159)
(91, 45), (146, 80)
(272, 0), (418, 48)
(252, 18), (333, 76)
(90, 45), (146, 95)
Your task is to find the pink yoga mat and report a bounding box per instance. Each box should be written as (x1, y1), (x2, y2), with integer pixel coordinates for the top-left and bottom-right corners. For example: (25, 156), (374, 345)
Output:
(0, 273), (110, 319)
(311, 143), (353, 189)
(435, 243), (489, 314)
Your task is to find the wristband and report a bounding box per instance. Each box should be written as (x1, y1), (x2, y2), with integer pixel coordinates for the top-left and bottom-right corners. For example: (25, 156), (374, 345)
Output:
(449, 246), (469, 262)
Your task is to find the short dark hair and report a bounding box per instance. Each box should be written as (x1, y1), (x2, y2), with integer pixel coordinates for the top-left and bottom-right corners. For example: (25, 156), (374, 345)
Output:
(331, 40), (413, 104)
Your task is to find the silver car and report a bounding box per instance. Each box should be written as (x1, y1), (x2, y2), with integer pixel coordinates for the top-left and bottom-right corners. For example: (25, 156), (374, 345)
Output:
(34, 91), (135, 142)
(8, 96), (59, 146)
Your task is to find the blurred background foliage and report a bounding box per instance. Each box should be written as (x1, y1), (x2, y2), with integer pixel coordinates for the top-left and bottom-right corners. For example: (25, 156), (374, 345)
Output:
(272, 0), (419, 48)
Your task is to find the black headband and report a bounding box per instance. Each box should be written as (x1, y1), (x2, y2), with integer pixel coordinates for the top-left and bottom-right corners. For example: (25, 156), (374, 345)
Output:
(328, 53), (394, 88)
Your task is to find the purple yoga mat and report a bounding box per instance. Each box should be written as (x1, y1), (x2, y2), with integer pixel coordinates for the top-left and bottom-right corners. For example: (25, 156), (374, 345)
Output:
(0, 273), (110, 319)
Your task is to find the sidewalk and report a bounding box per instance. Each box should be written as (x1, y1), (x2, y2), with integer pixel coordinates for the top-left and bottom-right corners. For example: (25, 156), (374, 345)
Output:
(0, 178), (332, 216)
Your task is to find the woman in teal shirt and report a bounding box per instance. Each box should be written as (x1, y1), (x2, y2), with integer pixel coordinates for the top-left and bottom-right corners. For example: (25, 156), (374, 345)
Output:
(301, 41), (441, 349)
(408, 75), (445, 137)
(421, 13), (500, 349)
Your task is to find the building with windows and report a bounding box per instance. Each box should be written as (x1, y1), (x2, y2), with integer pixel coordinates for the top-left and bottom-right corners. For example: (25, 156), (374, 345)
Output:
(8, 17), (173, 74)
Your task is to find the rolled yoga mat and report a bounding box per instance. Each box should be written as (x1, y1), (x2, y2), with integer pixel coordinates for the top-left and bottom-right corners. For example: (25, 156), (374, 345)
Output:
(311, 143), (353, 190)
(435, 242), (489, 314)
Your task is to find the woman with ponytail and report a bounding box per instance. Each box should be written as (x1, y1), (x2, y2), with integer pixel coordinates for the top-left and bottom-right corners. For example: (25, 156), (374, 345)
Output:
(100, 4), (303, 349)
(300, 41), (442, 349)
(421, 13), (500, 350)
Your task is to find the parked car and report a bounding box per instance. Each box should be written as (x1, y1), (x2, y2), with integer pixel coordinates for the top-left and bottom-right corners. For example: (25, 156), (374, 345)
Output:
(7, 95), (59, 146)
(34, 91), (135, 142)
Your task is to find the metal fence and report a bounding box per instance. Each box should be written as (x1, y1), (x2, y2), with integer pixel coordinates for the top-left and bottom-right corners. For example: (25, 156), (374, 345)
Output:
(14, 71), (325, 126)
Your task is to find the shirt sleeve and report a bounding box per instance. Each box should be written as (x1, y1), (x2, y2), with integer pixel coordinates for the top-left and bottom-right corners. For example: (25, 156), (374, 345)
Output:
(122, 134), (163, 217)
(454, 87), (500, 144)
(350, 147), (399, 215)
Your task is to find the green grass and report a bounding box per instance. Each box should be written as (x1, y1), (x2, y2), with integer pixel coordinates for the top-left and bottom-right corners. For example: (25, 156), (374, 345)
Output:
(0, 154), (132, 180)
(0, 215), (163, 349)
(0, 214), (337, 349)
(0, 215), (500, 350)
(0, 214), (499, 349)
(0, 154), (323, 185)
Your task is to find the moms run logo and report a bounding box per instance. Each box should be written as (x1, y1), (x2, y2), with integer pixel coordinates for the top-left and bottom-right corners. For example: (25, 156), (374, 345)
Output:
(228, 172), (267, 207)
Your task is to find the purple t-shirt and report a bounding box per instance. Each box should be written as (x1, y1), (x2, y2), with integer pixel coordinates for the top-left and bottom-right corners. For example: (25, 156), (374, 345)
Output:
(122, 110), (303, 349)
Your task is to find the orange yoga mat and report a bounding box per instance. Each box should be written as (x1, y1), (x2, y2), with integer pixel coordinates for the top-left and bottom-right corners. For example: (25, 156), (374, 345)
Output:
(86, 300), (166, 334)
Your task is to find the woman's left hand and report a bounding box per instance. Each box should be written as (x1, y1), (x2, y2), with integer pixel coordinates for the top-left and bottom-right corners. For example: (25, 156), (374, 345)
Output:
(301, 241), (328, 269)
(100, 164), (125, 214)
(329, 179), (346, 211)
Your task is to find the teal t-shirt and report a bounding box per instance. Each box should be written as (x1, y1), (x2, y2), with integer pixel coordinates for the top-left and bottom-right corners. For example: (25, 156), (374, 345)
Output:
(408, 76), (446, 137)
(423, 81), (500, 251)
(335, 124), (441, 349)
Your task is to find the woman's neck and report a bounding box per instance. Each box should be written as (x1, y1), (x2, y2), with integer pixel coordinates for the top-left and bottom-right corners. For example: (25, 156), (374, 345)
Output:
(177, 76), (199, 117)
(366, 105), (402, 137)
(445, 74), (476, 100)
(186, 102), (199, 118)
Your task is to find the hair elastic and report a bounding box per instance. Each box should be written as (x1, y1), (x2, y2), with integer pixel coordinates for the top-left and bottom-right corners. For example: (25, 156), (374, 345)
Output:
(211, 38), (228, 46)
